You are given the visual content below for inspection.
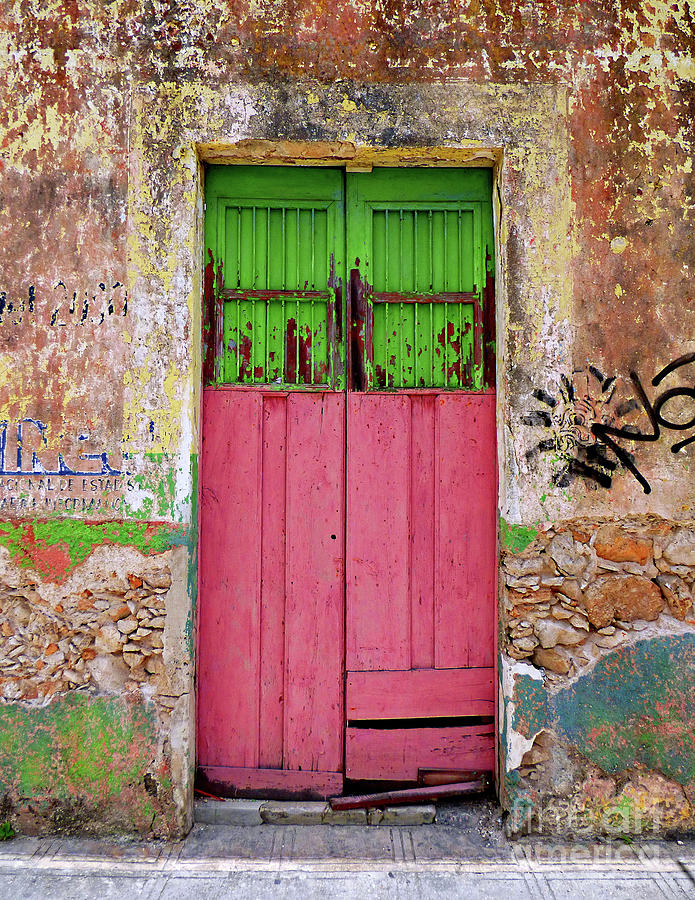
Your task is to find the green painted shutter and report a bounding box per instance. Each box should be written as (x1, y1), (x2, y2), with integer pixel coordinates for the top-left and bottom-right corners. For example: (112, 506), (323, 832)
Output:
(205, 166), (346, 388)
(346, 168), (494, 390)
(205, 166), (494, 391)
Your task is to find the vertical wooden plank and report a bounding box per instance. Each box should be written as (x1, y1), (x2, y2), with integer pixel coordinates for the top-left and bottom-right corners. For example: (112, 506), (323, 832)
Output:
(198, 389), (262, 768)
(435, 393), (497, 669)
(346, 393), (411, 672)
(410, 395), (435, 669)
(284, 392), (345, 772)
(258, 394), (286, 768)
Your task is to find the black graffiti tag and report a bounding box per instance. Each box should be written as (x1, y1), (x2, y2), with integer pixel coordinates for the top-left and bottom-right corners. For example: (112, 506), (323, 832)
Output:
(591, 353), (695, 494)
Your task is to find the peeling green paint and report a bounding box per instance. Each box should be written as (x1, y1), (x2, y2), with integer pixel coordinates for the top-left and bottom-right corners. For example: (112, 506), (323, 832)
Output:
(500, 518), (538, 553)
(186, 452), (199, 658)
(0, 519), (188, 582)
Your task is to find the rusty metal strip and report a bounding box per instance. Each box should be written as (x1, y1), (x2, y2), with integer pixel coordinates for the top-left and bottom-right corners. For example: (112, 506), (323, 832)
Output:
(220, 289), (330, 301)
(371, 291), (479, 304)
(328, 779), (488, 810)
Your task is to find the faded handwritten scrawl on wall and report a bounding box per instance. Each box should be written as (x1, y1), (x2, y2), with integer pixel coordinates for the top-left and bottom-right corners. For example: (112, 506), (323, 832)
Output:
(0, 282), (127, 326)
(0, 419), (131, 513)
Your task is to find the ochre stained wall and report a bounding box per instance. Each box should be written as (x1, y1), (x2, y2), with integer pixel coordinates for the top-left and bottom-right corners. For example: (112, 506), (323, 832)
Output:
(0, 0), (693, 835)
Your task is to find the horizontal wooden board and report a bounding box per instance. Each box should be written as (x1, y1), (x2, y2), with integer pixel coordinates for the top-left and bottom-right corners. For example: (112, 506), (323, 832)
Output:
(345, 725), (494, 781)
(198, 766), (343, 800)
(346, 668), (495, 720)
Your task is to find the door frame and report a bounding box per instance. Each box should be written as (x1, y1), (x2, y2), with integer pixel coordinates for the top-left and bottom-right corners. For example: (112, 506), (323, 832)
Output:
(194, 145), (504, 795)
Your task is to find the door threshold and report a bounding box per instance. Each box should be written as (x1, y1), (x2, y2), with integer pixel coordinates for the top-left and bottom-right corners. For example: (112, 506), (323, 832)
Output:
(194, 781), (495, 827)
(194, 797), (437, 826)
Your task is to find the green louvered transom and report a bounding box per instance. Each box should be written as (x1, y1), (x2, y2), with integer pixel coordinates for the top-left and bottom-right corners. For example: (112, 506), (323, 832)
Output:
(206, 166), (345, 389)
(205, 165), (494, 391)
(346, 168), (494, 391)
(370, 206), (479, 388)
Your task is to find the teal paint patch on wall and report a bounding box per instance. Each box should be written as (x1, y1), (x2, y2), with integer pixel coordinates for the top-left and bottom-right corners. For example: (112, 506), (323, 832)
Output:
(551, 635), (695, 790)
(504, 636), (695, 801)
(511, 670), (549, 738)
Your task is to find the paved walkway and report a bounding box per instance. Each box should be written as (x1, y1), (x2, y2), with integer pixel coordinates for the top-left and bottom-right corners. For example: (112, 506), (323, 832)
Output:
(0, 820), (693, 898)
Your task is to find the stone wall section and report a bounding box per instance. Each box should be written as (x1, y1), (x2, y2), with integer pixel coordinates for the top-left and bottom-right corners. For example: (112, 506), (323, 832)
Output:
(503, 518), (694, 679)
(0, 544), (193, 837)
(0, 549), (178, 705)
(502, 516), (695, 836)
(1, 569), (169, 703)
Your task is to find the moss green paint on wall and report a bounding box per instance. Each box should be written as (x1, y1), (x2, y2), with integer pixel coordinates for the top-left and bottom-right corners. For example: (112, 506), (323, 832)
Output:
(185, 452), (199, 657)
(0, 519), (188, 582)
(0, 692), (173, 833)
(500, 518), (538, 553)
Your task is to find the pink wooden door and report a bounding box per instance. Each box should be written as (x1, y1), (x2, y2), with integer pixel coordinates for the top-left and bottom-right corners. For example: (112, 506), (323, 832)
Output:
(345, 392), (497, 781)
(343, 169), (497, 783)
(198, 165), (497, 797)
(197, 389), (345, 798)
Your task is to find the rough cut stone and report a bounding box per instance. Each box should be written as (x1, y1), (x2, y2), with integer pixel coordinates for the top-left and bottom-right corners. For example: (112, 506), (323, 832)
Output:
(533, 618), (586, 649)
(510, 625), (534, 638)
(550, 605), (573, 620)
(514, 636), (539, 652)
(662, 530), (695, 567)
(323, 807), (369, 825)
(618, 561), (658, 579)
(260, 801), (327, 824)
(594, 630), (626, 649)
(596, 559), (621, 572)
(110, 604), (132, 622)
(195, 798), (264, 826)
(117, 616), (139, 635)
(380, 805), (435, 825)
(504, 556), (546, 577)
(594, 525), (652, 565)
(94, 623), (123, 654)
(123, 650), (144, 668)
(532, 647), (571, 674)
(583, 576), (664, 628)
(554, 579), (583, 602)
(655, 574), (693, 620)
(548, 533), (586, 576)
(144, 569), (173, 590)
(506, 575), (541, 590)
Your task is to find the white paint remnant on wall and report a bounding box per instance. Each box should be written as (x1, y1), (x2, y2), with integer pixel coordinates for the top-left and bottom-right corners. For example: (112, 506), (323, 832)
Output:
(501, 656), (543, 772)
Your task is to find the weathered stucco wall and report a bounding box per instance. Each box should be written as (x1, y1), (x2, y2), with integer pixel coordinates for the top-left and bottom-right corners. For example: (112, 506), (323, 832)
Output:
(0, 0), (693, 835)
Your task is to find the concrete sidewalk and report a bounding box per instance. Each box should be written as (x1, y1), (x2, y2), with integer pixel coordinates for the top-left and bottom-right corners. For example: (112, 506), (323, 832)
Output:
(0, 818), (693, 898)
